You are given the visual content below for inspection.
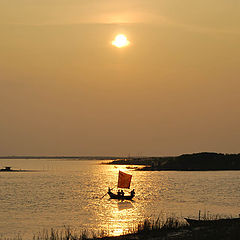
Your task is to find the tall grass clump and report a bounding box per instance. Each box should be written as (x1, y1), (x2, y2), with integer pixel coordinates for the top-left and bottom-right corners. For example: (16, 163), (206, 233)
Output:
(33, 227), (89, 240)
(136, 216), (187, 235)
(0, 233), (22, 240)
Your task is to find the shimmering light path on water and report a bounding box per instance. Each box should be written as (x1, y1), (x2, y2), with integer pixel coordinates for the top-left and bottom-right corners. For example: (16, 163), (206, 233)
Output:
(0, 159), (240, 238)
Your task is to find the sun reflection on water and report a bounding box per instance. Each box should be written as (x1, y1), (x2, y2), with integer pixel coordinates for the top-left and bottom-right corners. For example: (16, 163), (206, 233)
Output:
(96, 164), (172, 236)
(101, 197), (137, 236)
(98, 165), (138, 236)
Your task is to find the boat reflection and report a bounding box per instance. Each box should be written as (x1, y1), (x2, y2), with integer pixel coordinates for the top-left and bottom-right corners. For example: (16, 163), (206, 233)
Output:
(117, 201), (134, 211)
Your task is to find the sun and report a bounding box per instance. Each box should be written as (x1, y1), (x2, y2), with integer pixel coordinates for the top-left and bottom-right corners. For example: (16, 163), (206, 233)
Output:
(112, 34), (130, 48)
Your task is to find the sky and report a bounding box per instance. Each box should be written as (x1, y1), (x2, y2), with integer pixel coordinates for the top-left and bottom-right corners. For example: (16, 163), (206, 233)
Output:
(0, 0), (240, 156)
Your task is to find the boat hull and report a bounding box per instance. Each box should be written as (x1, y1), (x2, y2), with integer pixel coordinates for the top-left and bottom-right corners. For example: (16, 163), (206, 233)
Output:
(108, 191), (134, 200)
(185, 218), (240, 227)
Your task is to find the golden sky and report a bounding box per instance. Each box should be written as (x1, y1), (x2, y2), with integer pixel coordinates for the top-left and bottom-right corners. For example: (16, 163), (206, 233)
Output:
(0, 0), (240, 156)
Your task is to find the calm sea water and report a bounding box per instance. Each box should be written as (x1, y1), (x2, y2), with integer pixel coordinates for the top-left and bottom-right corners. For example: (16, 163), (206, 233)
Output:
(0, 159), (240, 238)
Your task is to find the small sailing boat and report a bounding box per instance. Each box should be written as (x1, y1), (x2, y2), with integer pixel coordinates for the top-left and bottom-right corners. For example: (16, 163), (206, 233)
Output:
(108, 171), (135, 200)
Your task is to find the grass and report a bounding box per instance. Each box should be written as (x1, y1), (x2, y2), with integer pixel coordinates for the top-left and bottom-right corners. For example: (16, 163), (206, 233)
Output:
(0, 217), (185, 240)
(25, 217), (187, 240)
(32, 227), (93, 240)
(136, 216), (185, 233)
(1, 215), (240, 240)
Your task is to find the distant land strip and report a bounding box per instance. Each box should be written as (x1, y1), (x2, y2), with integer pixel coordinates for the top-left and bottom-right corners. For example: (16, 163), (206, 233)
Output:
(0, 156), (120, 160)
(108, 152), (240, 171)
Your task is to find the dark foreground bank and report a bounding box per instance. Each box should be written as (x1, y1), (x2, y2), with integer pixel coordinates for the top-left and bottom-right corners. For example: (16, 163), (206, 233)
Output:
(97, 223), (240, 240)
(107, 152), (240, 171)
(14, 217), (239, 240)
(93, 216), (240, 240)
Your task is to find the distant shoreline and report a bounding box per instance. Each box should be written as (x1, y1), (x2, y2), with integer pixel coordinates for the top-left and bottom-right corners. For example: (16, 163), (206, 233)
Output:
(3, 152), (240, 171)
(0, 156), (119, 160)
(107, 152), (240, 171)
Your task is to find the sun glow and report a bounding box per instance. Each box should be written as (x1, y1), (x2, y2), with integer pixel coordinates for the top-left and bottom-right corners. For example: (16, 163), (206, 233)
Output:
(112, 34), (130, 48)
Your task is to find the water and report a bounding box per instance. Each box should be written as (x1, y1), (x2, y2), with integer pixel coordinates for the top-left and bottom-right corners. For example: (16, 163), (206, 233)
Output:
(0, 159), (240, 238)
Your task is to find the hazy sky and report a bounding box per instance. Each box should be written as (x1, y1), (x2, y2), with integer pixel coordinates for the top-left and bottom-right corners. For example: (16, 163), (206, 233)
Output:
(1, 0), (240, 156)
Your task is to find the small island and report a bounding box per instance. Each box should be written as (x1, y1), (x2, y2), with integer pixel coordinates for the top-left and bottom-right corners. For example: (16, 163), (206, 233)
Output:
(108, 152), (240, 171)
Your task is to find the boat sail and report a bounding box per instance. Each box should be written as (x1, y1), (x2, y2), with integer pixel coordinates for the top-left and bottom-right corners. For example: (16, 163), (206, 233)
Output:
(118, 171), (132, 189)
(107, 170), (135, 200)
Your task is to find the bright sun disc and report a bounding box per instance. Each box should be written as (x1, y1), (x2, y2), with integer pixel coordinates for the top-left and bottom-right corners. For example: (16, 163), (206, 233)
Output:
(112, 34), (130, 48)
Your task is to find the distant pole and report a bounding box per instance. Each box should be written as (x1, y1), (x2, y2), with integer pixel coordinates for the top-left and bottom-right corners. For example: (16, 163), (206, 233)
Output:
(199, 210), (201, 220)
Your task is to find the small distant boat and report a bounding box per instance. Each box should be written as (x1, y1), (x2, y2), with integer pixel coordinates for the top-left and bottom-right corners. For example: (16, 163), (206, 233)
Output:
(107, 171), (135, 200)
(185, 217), (240, 227)
(0, 166), (39, 172)
(0, 166), (15, 172)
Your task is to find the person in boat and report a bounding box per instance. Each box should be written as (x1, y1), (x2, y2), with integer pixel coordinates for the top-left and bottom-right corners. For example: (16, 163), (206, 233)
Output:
(121, 190), (124, 196)
(108, 187), (111, 193)
(117, 190), (121, 196)
(130, 189), (135, 197)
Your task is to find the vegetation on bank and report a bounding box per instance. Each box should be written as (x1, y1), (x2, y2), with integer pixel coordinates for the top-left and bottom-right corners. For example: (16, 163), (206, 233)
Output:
(108, 152), (240, 171)
(2, 215), (240, 240)
(0, 217), (189, 240)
